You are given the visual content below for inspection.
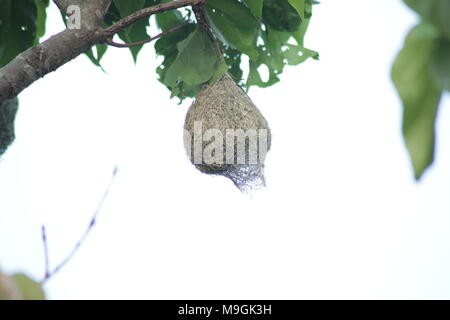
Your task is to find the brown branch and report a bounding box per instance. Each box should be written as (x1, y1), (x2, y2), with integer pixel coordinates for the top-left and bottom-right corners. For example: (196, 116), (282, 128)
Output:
(0, 0), (204, 105)
(193, 3), (223, 59)
(41, 166), (118, 284)
(103, 0), (204, 36)
(106, 21), (189, 48)
(0, 0), (112, 105)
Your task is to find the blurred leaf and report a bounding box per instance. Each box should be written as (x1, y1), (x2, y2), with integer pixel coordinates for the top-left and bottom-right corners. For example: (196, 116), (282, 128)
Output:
(0, 271), (20, 300)
(430, 38), (450, 91)
(392, 23), (443, 179)
(404, 0), (450, 40)
(0, 0), (37, 67)
(0, 272), (45, 300)
(11, 274), (45, 300)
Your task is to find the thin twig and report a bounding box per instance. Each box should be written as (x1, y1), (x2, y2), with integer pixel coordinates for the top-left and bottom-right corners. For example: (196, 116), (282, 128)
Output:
(41, 166), (119, 284)
(41, 225), (50, 280)
(103, 0), (204, 37)
(106, 21), (189, 48)
(192, 3), (223, 59)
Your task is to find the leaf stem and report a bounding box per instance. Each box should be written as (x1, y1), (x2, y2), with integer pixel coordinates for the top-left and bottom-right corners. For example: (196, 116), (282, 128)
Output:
(103, 0), (204, 37)
(192, 3), (224, 60)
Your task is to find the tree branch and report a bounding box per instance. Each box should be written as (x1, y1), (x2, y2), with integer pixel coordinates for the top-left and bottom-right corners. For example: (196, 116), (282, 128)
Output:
(0, 0), (112, 105)
(193, 3), (223, 59)
(0, 29), (104, 104)
(106, 21), (189, 48)
(0, 0), (204, 105)
(103, 0), (204, 36)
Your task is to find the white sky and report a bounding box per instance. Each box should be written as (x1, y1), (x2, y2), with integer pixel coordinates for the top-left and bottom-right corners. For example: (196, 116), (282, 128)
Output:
(1, 0), (450, 299)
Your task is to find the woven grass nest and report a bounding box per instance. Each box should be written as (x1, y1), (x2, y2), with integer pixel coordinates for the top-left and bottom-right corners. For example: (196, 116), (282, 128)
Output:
(184, 73), (271, 192)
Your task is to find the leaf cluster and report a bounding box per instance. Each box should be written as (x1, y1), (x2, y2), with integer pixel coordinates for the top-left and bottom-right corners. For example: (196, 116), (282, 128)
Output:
(0, 0), (318, 101)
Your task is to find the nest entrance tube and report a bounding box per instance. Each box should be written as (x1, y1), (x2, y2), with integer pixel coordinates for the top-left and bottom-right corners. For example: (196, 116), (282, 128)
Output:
(184, 73), (271, 192)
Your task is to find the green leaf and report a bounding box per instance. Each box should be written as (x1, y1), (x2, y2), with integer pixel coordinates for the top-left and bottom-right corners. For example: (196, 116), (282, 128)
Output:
(404, 0), (450, 40)
(293, 0), (313, 45)
(247, 60), (280, 88)
(0, 0), (38, 67)
(392, 23), (443, 179)
(33, 0), (49, 43)
(155, 6), (185, 34)
(222, 45), (243, 83)
(11, 274), (45, 300)
(164, 28), (217, 89)
(206, 0), (259, 60)
(85, 44), (108, 71)
(430, 38), (450, 91)
(111, 0), (149, 62)
(0, 272), (45, 300)
(209, 57), (228, 85)
(245, 27), (317, 89)
(104, 1), (122, 26)
(113, 0), (145, 17)
(0, 271), (19, 299)
(154, 0), (318, 99)
(154, 9), (196, 100)
(242, 0), (264, 19)
(283, 44), (319, 65)
(262, 0), (301, 33)
(288, 0), (305, 20)
(118, 20), (149, 62)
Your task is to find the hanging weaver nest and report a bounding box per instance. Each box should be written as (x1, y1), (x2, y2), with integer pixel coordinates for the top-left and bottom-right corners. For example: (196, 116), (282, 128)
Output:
(0, 98), (19, 157)
(184, 73), (271, 192)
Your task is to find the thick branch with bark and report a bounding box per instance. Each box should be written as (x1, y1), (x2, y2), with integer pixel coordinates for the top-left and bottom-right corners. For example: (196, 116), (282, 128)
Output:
(0, 0), (205, 105)
(0, 29), (103, 104)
